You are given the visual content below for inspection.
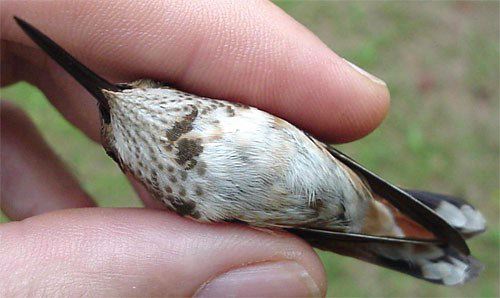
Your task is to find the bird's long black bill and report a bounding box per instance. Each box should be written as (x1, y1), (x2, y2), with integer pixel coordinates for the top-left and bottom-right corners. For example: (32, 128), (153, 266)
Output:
(14, 16), (121, 123)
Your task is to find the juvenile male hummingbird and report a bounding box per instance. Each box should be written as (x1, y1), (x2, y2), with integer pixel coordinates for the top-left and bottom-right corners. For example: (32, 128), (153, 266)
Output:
(14, 17), (486, 286)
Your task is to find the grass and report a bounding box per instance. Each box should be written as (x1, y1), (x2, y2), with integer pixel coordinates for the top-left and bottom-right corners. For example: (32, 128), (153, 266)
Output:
(2, 2), (499, 297)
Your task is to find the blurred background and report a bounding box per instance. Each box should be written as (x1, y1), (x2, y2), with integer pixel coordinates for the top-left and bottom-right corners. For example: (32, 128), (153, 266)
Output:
(1, 1), (498, 297)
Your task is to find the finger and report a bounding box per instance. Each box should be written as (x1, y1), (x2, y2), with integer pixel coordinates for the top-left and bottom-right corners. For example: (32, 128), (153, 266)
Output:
(126, 173), (166, 210)
(0, 101), (95, 220)
(0, 208), (327, 297)
(1, 0), (389, 143)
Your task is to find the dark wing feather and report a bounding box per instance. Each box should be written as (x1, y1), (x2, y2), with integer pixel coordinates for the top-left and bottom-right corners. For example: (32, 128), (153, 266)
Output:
(288, 227), (440, 245)
(325, 145), (469, 255)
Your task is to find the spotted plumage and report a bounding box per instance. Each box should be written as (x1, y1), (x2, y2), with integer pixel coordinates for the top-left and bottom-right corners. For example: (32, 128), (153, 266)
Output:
(106, 84), (362, 227)
(16, 17), (486, 286)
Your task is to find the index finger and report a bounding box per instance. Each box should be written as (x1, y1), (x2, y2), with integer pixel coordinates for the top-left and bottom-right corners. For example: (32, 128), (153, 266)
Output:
(1, 0), (389, 143)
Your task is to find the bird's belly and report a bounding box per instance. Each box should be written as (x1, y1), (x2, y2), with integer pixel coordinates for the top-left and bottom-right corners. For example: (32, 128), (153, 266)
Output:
(114, 97), (367, 228)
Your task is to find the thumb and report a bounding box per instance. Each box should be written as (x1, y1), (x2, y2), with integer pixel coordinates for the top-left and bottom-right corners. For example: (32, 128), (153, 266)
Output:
(0, 208), (326, 297)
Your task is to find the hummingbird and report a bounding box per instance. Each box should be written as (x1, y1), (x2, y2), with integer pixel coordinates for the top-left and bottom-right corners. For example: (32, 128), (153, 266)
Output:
(14, 16), (486, 286)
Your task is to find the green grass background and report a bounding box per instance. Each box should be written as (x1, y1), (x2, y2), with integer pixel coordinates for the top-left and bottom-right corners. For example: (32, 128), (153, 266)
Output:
(1, 2), (498, 297)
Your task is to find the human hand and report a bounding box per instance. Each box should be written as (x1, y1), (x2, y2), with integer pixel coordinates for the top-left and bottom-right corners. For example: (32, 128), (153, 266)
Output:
(1, 1), (390, 296)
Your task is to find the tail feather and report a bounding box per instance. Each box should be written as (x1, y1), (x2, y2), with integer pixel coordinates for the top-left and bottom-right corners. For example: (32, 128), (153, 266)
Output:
(312, 144), (486, 285)
(289, 187), (486, 286)
(372, 243), (483, 285)
(405, 190), (486, 238)
(292, 228), (483, 286)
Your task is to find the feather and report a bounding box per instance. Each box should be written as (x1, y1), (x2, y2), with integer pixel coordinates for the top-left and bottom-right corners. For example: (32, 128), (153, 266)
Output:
(325, 145), (470, 255)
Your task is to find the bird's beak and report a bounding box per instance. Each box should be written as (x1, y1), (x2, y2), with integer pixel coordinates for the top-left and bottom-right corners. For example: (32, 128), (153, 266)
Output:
(14, 16), (122, 123)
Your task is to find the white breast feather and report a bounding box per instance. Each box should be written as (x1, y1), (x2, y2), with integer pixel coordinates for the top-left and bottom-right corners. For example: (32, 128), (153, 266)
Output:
(107, 87), (371, 231)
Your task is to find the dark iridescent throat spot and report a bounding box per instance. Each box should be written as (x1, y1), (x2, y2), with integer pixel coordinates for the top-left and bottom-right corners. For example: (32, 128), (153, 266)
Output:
(165, 106), (198, 142)
(175, 138), (203, 170)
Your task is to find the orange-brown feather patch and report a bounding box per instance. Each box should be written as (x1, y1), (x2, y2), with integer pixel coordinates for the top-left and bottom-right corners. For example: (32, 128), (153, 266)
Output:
(374, 194), (436, 240)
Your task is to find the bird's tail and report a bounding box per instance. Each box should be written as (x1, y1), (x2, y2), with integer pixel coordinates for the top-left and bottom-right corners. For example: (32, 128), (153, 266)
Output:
(404, 190), (486, 238)
(294, 230), (483, 286)
(290, 190), (485, 286)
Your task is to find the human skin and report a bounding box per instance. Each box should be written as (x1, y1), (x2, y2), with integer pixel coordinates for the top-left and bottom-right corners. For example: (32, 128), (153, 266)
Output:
(0, 1), (390, 297)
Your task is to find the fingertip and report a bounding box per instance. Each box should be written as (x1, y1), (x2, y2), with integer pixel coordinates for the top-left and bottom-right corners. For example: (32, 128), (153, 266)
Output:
(330, 60), (391, 142)
(272, 55), (391, 143)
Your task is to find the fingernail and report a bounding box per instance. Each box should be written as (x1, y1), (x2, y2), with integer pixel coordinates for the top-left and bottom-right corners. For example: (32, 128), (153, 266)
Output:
(343, 58), (387, 86)
(194, 261), (321, 298)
